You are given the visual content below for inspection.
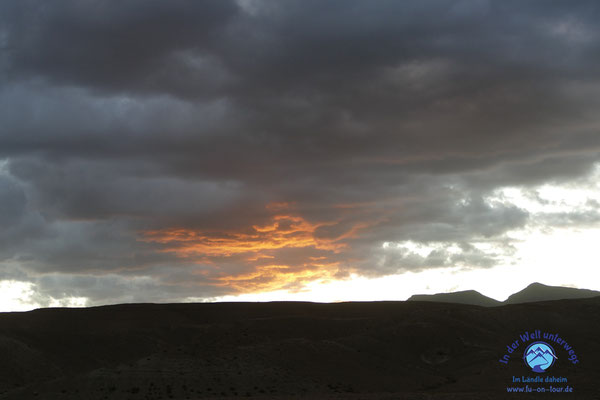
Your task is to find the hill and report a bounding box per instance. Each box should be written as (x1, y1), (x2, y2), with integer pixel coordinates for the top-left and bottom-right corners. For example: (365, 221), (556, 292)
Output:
(0, 298), (599, 399)
(407, 282), (600, 307)
(407, 290), (501, 307)
(503, 282), (600, 304)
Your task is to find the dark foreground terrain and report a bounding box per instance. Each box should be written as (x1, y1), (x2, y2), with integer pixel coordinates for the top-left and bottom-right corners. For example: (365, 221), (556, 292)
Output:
(1, 298), (599, 400)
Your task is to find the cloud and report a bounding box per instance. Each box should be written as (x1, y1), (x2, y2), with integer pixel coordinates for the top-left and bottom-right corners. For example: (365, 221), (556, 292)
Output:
(1, 0), (239, 97)
(1, 1), (600, 305)
(0, 173), (26, 227)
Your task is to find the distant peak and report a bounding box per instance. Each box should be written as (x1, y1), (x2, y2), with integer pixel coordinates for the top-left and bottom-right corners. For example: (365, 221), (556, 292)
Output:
(504, 282), (600, 305)
(527, 282), (547, 288)
(407, 289), (501, 307)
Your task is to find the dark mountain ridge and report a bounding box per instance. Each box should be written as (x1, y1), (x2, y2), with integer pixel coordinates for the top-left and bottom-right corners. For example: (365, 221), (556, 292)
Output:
(504, 282), (600, 304)
(407, 290), (501, 307)
(407, 282), (600, 307)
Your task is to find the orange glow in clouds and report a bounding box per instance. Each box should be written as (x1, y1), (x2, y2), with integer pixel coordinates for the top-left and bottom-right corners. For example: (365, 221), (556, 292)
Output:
(214, 262), (341, 293)
(141, 210), (366, 293)
(143, 215), (345, 257)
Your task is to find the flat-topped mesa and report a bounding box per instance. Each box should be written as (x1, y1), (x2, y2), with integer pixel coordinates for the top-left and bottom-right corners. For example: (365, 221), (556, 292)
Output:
(407, 289), (501, 307)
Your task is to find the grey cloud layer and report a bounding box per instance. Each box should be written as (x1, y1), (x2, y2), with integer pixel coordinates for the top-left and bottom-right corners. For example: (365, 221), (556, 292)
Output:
(1, 0), (600, 304)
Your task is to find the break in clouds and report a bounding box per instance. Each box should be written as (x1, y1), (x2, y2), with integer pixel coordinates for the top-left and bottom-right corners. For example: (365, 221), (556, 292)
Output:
(2, 0), (600, 306)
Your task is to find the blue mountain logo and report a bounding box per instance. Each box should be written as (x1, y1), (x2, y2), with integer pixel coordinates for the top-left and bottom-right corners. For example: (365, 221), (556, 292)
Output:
(523, 341), (558, 372)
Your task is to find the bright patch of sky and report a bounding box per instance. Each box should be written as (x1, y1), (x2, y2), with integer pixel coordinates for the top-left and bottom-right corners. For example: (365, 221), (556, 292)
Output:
(0, 279), (89, 312)
(5, 165), (600, 311)
(217, 164), (600, 303)
(0, 280), (38, 312)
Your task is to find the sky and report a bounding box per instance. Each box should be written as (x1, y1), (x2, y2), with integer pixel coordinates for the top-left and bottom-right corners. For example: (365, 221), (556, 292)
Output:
(1, 0), (600, 311)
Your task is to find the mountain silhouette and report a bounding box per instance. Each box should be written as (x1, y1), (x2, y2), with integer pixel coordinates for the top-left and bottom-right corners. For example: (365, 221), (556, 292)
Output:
(538, 348), (556, 358)
(525, 349), (536, 357)
(528, 352), (548, 364)
(408, 282), (600, 307)
(406, 290), (502, 307)
(504, 282), (600, 304)
(524, 346), (557, 372)
(525, 346), (557, 359)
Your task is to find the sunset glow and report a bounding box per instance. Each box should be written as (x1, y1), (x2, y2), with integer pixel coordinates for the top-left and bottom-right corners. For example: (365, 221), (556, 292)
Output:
(138, 210), (367, 293)
(2, 1), (600, 310)
(142, 214), (347, 257)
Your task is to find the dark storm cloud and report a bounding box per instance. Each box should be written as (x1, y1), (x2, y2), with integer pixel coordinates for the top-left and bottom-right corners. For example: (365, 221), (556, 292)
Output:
(2, 0), (600, 304)
(1, 0), (239, 95)
(0, 173), (25, 227)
